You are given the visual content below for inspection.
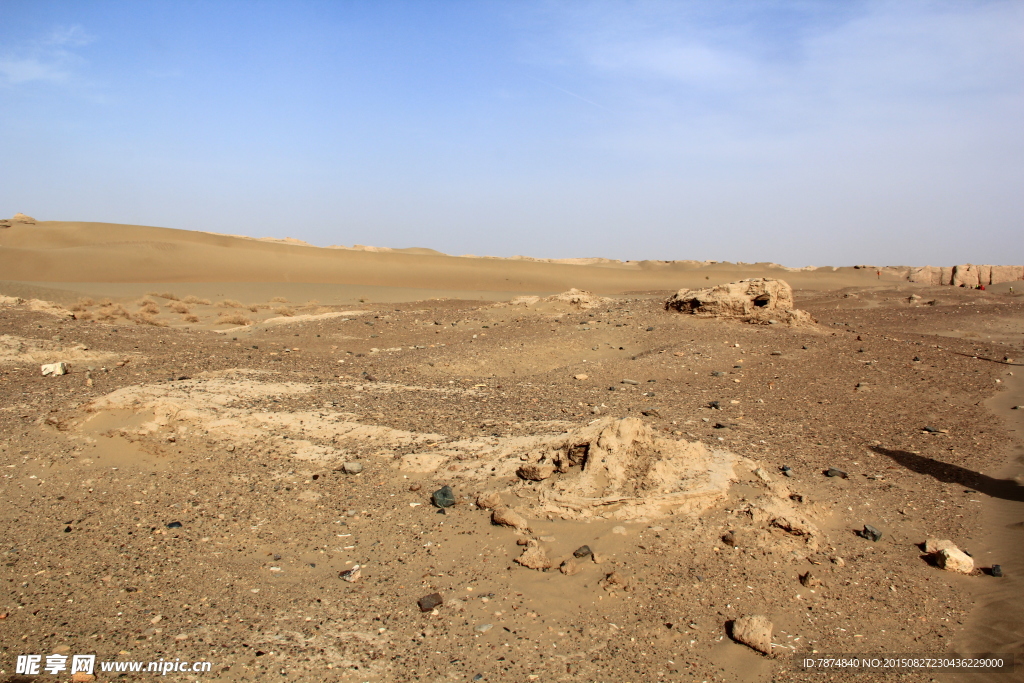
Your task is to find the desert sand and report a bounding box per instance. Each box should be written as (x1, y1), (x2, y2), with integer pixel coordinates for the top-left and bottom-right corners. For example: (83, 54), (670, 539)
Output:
(1, 218), (1022, 682)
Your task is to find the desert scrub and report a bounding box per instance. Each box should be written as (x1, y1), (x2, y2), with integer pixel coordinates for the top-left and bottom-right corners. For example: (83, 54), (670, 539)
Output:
(219, 299), (243, 308)
(138, 302), (161, 315)
(70, 297), (95, 311)
(272, 306), (295, 317)
(167, 301), (191, 314)
(182, 314), (200, 323)
(270, 296), (289, 303)
(75, 310), (94, 321)
(217, 313), (253, 326)
(156, 292), (180, 300)
(133, 313), (168, 326)
(98, 304), (131, 321)
(248, 304), (259, 312)
(182, 295), (210, 305)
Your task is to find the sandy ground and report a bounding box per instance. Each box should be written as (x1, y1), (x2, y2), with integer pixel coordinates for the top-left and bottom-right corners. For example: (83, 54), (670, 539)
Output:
(1, 226), (1023, 683)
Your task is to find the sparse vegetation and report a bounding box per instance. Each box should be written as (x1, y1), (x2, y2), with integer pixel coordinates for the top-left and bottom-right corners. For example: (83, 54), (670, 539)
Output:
(216, 313), (253, 326)
(133, 313), (168, 326)
(182, 314), (200, 323)
(219, 299), (243, 308)
(168, 301), (191, 314)
(272, 306), (295, 317)
(97, 304), (131, 321)
(182, 295), (210, 305)
(75, 310), (93, 321)
(156, 292), (180, 300)
(70, 297), (95, 311)
(138, 302), (161, 315)
(270, 296), (289, 303)
(248, 305), (259, 312)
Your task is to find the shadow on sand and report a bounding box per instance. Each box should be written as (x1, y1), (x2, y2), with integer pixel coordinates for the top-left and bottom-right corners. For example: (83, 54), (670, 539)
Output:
(871, 446), (1024, 503)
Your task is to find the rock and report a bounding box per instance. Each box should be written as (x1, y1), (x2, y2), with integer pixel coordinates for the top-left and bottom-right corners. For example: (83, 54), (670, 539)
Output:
(799, 571), (822, 587)
(409, 483), (422, 491)
(709, 400), (721, 409)
(515, 544), (552, 570)
(621, 379), (640, 385)
(342, 461), (364, 474)
(41, 362), (69, 376)
(611, 525), (627, 535)
(573, 545), (592, 558)
(418, 592), (443, 612)
(781, 466), (794, 477)
(339, 565), (361, 582)
(858, 525), (883, 542)
(574, 374), (589, 380)
(559, 559), (579, 575)
(491, 506), (530, 532)
(922, 426), (940, 433)
(641, 409), (661, 418)
(476, 491), (502, 509)
(517, 463), (556, 481)
(730, 614), (774, 656)
(991, 564), (1003, 577)
(165, 521), (183, 529)
(432, 485), (456, 508)
(474, 623), (493, 633)
(952, 264), (981, 288)
(937, 548), (974, 574)
(591, 552), (605, 564)
(924, 538), (957, 554)
(825, 468), (848, 479)
(10, 212), (36, 224)
(831, 556), (845, 567)
(665, 278), (813, 325)
(722, 530), (738, 547)
(602, 571), (630, 589)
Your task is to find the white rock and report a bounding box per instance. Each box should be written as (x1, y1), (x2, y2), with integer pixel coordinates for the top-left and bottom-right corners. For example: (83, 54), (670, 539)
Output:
(937, 548), (974, 574)
(41, 362), (69, 376)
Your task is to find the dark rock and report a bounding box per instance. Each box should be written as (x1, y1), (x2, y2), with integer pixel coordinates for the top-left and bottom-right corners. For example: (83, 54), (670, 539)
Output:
(165, 521), (183, 529)
(709, 401), (721, 410)
(781, 466), (793, 477)
(913, 356), (921, 362)
(641, 409), (661, 418)
(991, 564), (1003, 577)
(418, 593), (443, 612)
(858, 525), (883, 542)
(573, 545), (592, 558)
(825, 468), (848, 479)
(722, 531), (737, 546)
(621, 379), (640, 385)
(712, 371), (725, 377)
(432, 485), (456, 508)
(922, 426), (940, 433)
(646, 326), (655, 331)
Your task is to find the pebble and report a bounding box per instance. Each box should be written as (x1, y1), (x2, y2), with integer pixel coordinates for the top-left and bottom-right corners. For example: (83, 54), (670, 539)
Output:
(574, 374), (588, 380)
(712, 371), (725, 377)
(474, 624), (493, 633)
(476, 491), (502, 509)
(709, 401), (721, 409)
(781, 465), (794, 477)
(409, 483), (422, 492)
(573, 545), (592, 558)
(418, 593), (443, 612)
(342, 462), (364, 475)
(339, 565), (361, 583)
(621, 379), (640, 385)
(641, 409), (661, 418)
(492, 506), (530, 532)
(165, 521), (182, 529)
(858, 524), (883, 542)
(432, 485), (456, 508)
(991, 564), (1003, 577)
(559, 559), (579, 575)
(825, 468), (848, 479)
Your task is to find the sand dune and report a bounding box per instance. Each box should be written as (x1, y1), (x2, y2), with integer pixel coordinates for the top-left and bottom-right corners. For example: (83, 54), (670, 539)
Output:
(2, 219), (899, 293)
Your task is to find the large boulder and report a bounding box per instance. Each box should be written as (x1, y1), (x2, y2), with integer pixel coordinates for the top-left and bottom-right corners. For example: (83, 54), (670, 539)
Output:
(665, 278), (812, 325)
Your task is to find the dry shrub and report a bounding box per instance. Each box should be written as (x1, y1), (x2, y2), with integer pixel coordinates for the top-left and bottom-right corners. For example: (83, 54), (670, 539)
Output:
(217, 313), (253, 326)
(156, 292), (180, 301)
(138, 302), (161, 315)
(183, 295), (210, 305)
(138, 297), (158, 306)
(248, 305), (259, 312)
(219, 299), (243, 308)
(270, 296), (289, 303)
(98, 304), (132, 321)
(70, 297), (95, 311)
(182, 314), (200, 323)
(273, 306), (295, 317)
(76, 310), (94, 321)
(133, 313), (168, 327)
(98, 298), (114, 307)
(168, 301), (191, 314)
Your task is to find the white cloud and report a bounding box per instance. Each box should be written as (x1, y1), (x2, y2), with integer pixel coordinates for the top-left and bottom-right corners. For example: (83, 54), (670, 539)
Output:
(0, 58), (69, 84)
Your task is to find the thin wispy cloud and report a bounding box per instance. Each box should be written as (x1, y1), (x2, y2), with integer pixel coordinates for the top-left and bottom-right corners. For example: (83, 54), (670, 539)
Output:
(0, 24), (93, 86)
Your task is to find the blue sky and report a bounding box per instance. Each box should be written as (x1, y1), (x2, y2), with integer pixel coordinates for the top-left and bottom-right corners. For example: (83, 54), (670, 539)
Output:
(1, 1), (1022, 266)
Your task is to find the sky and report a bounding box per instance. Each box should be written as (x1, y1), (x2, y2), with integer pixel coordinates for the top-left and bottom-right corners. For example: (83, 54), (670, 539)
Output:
(1, 0), (1022, 266)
